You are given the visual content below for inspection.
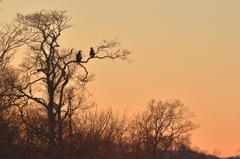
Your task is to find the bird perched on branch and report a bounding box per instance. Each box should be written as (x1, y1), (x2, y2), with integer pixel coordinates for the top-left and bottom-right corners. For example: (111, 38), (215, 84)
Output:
(90, 47), (95, 58)
(76, 50), (82, 64)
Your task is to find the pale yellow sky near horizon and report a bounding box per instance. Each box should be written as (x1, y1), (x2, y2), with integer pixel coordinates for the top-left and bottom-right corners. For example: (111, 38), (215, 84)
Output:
(1, 0), (240, 157)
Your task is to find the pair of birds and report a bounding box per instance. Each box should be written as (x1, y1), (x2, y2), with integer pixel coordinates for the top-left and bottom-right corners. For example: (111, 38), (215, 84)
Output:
(76, 47), (95, 64)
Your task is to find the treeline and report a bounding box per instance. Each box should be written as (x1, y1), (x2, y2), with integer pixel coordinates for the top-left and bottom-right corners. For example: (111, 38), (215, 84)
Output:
(0, 98), (200, 159)
(0, 9), (220, 159)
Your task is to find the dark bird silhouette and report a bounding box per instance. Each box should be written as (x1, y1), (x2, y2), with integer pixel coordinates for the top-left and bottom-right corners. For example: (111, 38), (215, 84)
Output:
(90, 47), (95, 58)
(76, 50), (82, 64)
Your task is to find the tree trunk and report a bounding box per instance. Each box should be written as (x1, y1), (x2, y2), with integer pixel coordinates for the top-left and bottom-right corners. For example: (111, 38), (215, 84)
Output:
(57, 109), (63, 159)
(48, 93), (56, 159)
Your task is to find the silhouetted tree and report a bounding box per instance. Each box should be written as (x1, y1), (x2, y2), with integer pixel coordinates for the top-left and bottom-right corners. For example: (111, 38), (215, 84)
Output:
(70, 107), (128, 159)
(0, 21), (30, 67)
(128, 99), (199, 159)
(0, 68), (22, 158)
(10, 9), (131, 159)
(0, 16), (30, 159)
(0, 19), (29, 110)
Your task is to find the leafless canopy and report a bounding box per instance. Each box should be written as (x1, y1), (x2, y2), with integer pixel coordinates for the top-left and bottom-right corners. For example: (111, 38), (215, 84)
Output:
(0, 21), (30, 67)
(11, 9), (132, 158)
(129, 99), (199, 158)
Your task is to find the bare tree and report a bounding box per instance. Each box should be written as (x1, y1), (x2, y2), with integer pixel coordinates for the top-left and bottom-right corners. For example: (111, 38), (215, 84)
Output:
(128, 99), (199, 159)
(0, 107), (22, 159)
(0, 67), (19, 111)
(0, 68), (20, 158)
(11, 9), (131, 159)
(0, 19), (30, 110)
(0, 18), (29, 159)
(71, 107), (128, 159)
(0, 21), (29, 67)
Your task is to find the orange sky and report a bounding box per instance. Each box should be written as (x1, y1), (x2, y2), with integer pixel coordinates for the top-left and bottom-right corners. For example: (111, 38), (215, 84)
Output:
(1, 0), (240, 157)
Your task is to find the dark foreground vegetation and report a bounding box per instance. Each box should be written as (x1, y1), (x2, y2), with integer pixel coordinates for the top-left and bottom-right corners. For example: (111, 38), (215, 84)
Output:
(0, 8), (239, 159)
(0, 102), (238, 159)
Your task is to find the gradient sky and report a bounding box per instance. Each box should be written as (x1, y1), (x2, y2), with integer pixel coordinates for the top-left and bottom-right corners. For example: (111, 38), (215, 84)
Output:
(1, 0), (240, 157)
